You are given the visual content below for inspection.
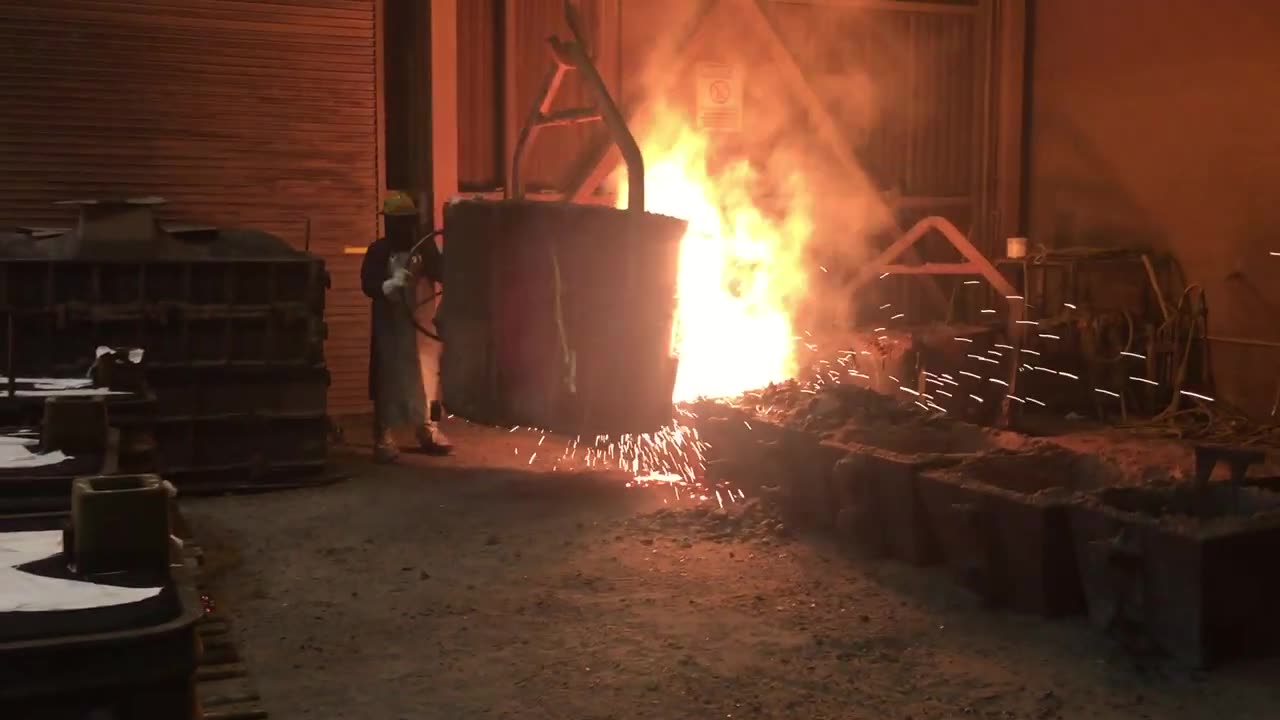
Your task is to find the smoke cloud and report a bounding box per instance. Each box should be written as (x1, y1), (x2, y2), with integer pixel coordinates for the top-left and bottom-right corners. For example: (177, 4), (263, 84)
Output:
(614, 0), (909, 343)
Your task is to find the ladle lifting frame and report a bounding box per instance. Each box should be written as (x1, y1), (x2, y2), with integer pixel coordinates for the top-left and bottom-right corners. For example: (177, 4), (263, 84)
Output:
(507, 0), (644, 213)
(440, 1), (685, 437)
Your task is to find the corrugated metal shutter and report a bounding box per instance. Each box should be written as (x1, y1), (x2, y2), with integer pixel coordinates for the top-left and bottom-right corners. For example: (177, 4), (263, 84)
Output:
(0, 0), (380, 415)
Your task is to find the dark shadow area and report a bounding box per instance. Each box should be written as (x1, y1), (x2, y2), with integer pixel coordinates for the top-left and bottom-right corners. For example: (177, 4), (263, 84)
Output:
(1026, 106), (1166, 251)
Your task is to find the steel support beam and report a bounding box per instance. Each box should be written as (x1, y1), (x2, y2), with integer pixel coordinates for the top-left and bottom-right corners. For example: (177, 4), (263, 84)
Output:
(374, 0), (387, 237)
(429, 0), (459, 230)
(991, 0), (1027, 244)
(502, 0), (520, 195)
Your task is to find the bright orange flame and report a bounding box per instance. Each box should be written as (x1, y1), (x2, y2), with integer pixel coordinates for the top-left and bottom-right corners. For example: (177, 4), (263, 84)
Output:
(617, 106), (813, 402)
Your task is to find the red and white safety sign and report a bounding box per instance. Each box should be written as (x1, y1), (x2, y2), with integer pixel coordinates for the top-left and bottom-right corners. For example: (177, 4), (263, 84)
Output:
(695, 62), (744, 132)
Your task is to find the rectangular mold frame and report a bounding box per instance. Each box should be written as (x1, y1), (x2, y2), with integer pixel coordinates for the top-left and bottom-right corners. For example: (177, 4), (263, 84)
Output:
(916, 459), (1087, 617)
(1070, 483), (1280, 668)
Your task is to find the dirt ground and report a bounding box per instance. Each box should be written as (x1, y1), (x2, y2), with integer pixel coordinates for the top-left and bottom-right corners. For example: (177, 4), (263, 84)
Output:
(184, 420), (1280, 720)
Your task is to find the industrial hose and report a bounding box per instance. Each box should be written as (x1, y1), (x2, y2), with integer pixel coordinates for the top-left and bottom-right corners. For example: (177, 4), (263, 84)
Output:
(402, 230), (445, 341)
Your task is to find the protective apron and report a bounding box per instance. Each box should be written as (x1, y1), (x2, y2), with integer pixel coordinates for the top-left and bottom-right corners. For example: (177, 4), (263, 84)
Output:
(370, 250), (441, 430)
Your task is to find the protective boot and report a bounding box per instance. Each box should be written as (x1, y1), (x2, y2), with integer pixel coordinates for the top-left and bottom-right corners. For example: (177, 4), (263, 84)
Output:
(415, 423), (453, 456)
(373, 423), (400, 464)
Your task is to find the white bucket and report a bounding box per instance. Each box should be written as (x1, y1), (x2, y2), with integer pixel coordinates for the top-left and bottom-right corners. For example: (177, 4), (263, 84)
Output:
(1006, 236), (1028, 259)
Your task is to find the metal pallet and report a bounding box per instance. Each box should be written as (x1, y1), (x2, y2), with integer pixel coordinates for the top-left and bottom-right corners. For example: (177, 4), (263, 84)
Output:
(186, 539), (270, 720)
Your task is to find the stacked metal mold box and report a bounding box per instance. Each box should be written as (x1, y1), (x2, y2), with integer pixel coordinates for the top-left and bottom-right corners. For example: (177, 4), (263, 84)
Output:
(0, 199), (330, 490)
(692, 399), (1280, 669)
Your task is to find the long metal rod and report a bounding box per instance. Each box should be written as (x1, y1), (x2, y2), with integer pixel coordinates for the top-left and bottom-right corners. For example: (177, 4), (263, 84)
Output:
(974, 0), (996, 254)
(1140, 253), (1170, 321)
(771, 0), (976, 13)
(1208, 335), (1280, 350)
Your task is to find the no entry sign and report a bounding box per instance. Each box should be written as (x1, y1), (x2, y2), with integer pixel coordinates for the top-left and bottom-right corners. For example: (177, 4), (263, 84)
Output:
(695, 62), (743, 132)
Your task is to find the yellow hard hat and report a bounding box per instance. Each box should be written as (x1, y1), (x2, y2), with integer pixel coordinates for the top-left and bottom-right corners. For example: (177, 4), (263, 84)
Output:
(381, 190), (417, 216)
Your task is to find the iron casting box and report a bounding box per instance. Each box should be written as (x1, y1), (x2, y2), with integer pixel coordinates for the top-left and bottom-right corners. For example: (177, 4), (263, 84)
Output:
(916, 449), (1099, 617)
(832, 446), (960, 565)
(70, 474), (171, 575)
(1070, 483), (1280, 667)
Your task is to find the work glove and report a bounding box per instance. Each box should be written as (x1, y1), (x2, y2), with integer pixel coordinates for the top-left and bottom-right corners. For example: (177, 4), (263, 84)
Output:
(381, 268), (411, 298)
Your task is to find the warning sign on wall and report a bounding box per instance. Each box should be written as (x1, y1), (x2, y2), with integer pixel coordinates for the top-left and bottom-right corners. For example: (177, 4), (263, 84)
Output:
(695, 62), (743, 132)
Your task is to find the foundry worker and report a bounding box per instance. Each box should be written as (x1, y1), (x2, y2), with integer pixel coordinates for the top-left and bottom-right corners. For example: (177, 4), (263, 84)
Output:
(360, 191), (453, 462)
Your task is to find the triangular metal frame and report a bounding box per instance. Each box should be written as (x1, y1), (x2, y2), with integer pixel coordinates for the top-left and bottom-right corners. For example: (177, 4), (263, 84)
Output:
(847, 215), (1018, 300)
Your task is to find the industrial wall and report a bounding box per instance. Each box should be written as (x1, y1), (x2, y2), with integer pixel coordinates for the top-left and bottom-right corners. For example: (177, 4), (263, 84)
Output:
(1025, 0), (1280, 416)
(455, 0), (1000, 252)
(0, 0), (382, 415)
